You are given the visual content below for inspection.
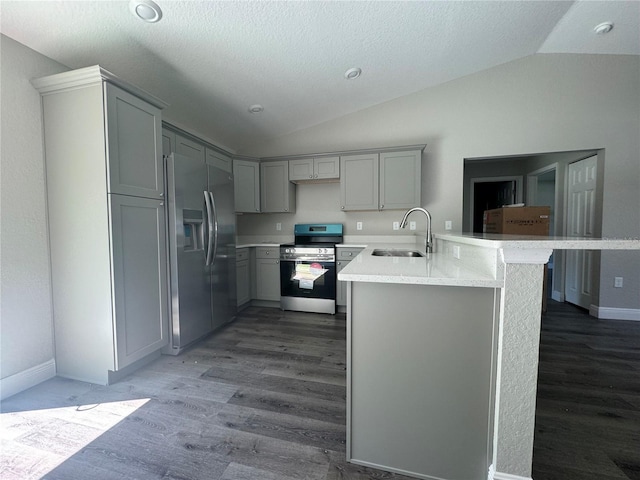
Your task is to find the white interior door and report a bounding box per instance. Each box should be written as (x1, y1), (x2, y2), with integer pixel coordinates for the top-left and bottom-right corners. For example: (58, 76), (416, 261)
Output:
(565, 155), (597, 308)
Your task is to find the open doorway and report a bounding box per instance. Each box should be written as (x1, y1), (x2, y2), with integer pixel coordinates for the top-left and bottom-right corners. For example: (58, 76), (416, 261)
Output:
(463, 149), (600, 305)
(469, 176), (523, 233)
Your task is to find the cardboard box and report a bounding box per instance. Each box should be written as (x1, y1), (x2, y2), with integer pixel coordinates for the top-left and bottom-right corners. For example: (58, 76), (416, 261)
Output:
(483, 206), (551, 236)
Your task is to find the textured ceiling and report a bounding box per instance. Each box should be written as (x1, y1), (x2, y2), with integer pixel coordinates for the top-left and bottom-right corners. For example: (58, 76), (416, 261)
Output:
(1, 1), (638, 151)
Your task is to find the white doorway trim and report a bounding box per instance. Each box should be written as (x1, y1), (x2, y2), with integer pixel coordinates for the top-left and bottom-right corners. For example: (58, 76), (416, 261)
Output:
(526, 163), (560, 300)
(469, 176), (523, 232)
(526, 163), (559, 216)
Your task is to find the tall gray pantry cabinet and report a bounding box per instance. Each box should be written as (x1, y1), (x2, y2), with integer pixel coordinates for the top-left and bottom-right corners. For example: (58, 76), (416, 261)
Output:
(33, 66), (169, 385)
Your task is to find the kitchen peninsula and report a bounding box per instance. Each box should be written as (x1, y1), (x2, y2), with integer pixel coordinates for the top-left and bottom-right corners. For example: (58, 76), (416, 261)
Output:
(338, 233), (640, 480)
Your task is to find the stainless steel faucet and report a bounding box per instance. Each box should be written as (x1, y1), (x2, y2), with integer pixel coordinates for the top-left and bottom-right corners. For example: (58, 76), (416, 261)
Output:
(400, 207), (433, 253)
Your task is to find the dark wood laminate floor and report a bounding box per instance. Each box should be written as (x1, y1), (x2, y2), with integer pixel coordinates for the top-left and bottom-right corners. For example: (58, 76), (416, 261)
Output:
(3, 303), (639, 480)
(0, 308), (412, 480)
(533, 301), (640, 480)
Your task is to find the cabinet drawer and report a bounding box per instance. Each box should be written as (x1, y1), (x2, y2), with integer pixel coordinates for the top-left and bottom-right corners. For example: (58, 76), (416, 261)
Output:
(236, 248), (249, 262)
(337, 248), (364, 260)
(255, 246), (279, 259)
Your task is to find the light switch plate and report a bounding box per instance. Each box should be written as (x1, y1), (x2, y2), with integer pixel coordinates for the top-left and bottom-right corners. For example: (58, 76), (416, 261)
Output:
(276, 222), (282, 231)
(409, 221), (416, 231)
(445, 220), (452, 230)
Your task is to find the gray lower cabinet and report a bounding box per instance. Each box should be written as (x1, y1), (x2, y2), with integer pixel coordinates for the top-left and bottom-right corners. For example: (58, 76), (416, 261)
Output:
(336, 247), (364, 306)
(32, 65), (169, 385)
(254, 247), (280, 301)
(236, 248), (250, 307)
(110, 195), (169, 369)
(348, 282), (496, 479)
(261, 161), (296, 213)
(340, 150), (421, 211)
(234, 159), (261, 213)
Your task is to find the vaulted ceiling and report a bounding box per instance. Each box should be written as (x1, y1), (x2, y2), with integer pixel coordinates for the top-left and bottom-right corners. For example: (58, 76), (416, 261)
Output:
(1, 1), (638, 150)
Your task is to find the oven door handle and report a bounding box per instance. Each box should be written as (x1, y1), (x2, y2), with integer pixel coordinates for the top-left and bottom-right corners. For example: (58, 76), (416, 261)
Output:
(280, 257), (336, 264)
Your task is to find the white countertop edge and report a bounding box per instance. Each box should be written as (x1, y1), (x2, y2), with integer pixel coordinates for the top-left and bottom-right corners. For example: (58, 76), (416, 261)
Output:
(436, 233), (640, 250)
(338, 274), (502, 288)
(236, 243), (281, 248)
(337, 243), (501, 288)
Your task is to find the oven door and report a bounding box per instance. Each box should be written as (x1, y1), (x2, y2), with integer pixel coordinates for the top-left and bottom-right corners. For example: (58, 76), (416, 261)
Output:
(280, 258), (336, 300)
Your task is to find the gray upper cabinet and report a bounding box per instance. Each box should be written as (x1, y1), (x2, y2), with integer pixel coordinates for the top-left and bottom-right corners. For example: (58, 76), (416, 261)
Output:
(379, 150), (421, 210)
(175, 134), (205, 162)
(340, 150), (421, 211)
(110, 194), (169, 369)
(289, 158), (314, 180)
(105, 83), (163, 199)
(234, 159), (261, 213)
(340, 153), (379, 211)
(162, 128), (175, 157)
(206, 148), (232, 173)
(289, 156), (339, 182)
(261, 161), (296, 213)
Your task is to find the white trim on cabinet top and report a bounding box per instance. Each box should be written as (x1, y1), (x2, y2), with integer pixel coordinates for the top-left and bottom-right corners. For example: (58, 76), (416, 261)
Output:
(260, 144), (426, 162)
(31, 65), (168, 109)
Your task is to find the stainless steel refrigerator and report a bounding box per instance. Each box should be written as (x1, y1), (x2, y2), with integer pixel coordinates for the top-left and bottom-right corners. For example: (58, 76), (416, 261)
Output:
(164, 153), (236, 354)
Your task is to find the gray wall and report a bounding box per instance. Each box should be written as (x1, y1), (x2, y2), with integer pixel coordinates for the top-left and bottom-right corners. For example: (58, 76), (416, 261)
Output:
(0, 35), (69, 381)
(237, 181), (432, 236)
(239, 54), (640, 312)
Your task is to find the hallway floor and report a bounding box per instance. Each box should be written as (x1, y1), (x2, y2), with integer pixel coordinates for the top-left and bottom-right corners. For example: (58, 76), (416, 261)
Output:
(533, 301), (640, 480)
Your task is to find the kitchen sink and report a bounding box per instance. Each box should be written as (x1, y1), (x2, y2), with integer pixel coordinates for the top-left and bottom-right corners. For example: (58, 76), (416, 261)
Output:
(371, 249), (425, 257)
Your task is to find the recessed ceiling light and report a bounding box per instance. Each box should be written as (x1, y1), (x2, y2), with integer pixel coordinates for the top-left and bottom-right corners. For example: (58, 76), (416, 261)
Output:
(130, 0), (163, 23)
(248, 104), (264, 113)
(594, 22), (613, 35)
(344, 68), (362, 80)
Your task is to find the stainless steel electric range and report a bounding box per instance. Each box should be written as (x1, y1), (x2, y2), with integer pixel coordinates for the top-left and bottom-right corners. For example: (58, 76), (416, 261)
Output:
(280, 223), (343, 314)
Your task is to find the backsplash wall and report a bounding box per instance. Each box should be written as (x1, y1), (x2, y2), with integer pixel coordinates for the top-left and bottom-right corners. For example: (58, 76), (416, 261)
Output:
(236, 182), (429, 237)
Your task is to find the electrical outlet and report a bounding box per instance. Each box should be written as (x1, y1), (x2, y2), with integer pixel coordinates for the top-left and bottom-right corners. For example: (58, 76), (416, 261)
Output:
(276, 222), (282, 231)
(356, 221), (363, 231)
(445, 220), (452, 231)
(393, 221), (400, 230)
(452, 245), (461, 259)
(614, 277), (623, 288)
(409, 221), (416, 231)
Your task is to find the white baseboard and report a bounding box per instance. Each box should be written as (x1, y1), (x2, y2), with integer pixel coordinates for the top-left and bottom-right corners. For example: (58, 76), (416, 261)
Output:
(492, 471), (532, 480)
(551, 290), (564, 302)
(589, 305), (640, 321)
(0, 359), (56, 400)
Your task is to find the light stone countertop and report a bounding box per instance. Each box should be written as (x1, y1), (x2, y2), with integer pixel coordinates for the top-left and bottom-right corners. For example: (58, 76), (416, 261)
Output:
(236, 243), (281, 249)
(337, 243), (502, 288)
(436, 232), (640, 250)
(337, 234), (640, 288)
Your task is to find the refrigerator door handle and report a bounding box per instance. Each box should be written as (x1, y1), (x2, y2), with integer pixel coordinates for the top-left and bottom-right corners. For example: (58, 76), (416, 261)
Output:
(209, 191), (219, 266)
(204, 190), (214, 266)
